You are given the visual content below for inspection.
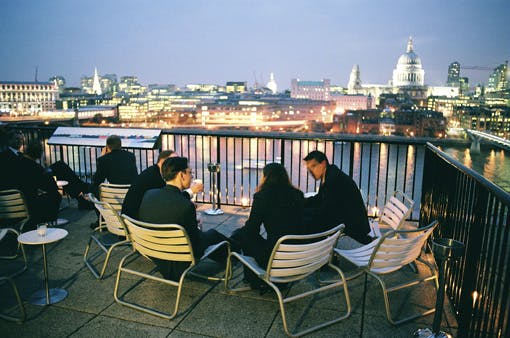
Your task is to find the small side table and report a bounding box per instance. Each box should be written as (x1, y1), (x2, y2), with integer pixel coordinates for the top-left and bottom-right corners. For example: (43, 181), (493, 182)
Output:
(17, 228), (69, 305)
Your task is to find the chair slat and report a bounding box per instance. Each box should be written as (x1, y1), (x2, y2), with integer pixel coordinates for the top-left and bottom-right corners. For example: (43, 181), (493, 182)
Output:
(133, 243), (193, 262)
(270, 255), (329, 277)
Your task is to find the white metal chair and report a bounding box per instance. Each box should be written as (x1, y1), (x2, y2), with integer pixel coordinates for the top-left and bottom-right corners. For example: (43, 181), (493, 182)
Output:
(0, 189), (30, 234)
(369, 190), (414, 238)
(97, 183), (130, 230)
(83, 194), (131, 279)
(114, 214), (230, 319)
(0, 227), (27, 323)
(335, 220), (439, 325)
(226, 224), (351, 338)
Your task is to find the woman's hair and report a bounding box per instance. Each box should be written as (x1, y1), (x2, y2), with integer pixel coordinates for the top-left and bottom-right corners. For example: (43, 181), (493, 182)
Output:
(257, 162), (293, 192)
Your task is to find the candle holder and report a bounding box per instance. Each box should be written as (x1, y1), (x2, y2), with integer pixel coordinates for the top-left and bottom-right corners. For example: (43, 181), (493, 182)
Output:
(204, 163), (223, 215)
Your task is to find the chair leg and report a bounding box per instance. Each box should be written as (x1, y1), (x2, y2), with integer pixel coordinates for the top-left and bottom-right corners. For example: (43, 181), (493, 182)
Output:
(370, 272), (438, 325)
(275, 264), (351, 337)
(0, 277), (26, 323)
(83, 235), (107, 279)
(113, 251), (192, 320)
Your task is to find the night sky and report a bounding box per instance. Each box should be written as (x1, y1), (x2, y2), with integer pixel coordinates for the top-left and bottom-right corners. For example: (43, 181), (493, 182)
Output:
(1, 0), (509, 88)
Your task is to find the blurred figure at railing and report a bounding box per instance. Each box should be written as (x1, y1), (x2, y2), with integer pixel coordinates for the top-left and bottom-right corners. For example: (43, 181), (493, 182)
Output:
(230, 162), (305, 289)
(303, 150), (372, 245)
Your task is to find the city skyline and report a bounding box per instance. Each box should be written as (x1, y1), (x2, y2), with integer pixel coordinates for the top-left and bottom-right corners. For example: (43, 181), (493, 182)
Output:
(1, 0), (509, 89)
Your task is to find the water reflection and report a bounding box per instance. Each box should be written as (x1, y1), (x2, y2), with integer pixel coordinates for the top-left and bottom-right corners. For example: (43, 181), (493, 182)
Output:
(443, 145), (510, 192)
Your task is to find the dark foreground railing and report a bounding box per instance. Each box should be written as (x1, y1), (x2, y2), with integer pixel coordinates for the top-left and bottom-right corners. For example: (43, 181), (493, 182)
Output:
(12, 125), (433, 220)
(421, 143), (509, 338)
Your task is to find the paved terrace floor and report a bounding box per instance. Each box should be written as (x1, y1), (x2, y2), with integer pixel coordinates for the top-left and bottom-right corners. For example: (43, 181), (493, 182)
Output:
(1, 201), (458, 338)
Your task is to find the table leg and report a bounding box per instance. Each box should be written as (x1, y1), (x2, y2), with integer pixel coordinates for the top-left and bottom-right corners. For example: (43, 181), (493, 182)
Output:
(29, 244), (68, 305)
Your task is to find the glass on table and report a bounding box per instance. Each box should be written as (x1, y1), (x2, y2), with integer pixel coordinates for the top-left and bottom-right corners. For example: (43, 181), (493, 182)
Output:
(37, 223), (48, 237)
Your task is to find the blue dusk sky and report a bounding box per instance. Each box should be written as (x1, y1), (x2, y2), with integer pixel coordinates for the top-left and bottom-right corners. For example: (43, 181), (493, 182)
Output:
(1, 0), (509, 89)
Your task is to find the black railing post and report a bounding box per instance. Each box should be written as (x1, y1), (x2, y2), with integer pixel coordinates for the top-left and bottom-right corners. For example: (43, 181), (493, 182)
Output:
(457, 185), (488, 337)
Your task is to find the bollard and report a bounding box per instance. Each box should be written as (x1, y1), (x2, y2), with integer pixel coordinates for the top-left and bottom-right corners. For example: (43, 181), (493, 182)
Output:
(414, 238), (465, 338)
(204, 163), (224, 215)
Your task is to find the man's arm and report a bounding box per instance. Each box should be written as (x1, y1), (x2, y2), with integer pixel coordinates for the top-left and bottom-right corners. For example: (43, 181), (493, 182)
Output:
(91, 156), (107, 195)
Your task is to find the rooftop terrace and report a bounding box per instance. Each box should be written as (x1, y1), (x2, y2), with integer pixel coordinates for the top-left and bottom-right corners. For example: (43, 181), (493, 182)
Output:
(1, 201), (459, 338)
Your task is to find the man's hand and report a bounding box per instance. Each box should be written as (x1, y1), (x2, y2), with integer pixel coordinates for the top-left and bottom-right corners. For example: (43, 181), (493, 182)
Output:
(100, 146), (110, 156)
(190, 180), (204, 194)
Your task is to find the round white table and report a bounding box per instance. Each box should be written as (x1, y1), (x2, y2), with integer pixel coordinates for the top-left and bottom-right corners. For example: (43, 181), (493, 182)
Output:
(17, 228), (69, 305)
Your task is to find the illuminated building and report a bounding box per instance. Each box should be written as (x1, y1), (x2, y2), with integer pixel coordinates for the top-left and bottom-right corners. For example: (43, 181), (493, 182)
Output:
(0, 81), (58, 115)
(487, 61), (509, 93)
(291, 79), (331, 101)
(92, 67), (102, 95)
(447, 62), (461, 86)
(225, 82), (247, 93)
(330, 93), (375, 113)
(392, 37), (424, 87)
(118, 76), (146, 96)
(347, 64), (362, 94)
(266, 73), (278, 94)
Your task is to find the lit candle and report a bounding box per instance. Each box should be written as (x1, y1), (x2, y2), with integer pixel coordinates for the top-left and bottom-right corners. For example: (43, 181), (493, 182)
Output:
(241, 197), (249, 208)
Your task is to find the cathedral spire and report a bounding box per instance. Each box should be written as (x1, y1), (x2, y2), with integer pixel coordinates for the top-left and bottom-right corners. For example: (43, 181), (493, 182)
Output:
(406, 36), (414, 53)
(92, 67), (102, 95)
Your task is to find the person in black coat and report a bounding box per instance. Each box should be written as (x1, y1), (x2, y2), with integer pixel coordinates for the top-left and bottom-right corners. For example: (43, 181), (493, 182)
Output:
(121, 150), (204, 219)
(303, 150), (372, 244)
(138, 156), (228, 281)
(91, 135), (138, 196)
(231, 162), (305, 287)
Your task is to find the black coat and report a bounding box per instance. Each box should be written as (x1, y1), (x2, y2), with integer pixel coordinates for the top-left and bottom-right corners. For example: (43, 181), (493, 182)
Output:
(91, 149), (138, 195)
(121, 165), (164, 218)
(234, 184), (305, 267)
(138, 185), (202, 257)
(304, 164), (371, 244)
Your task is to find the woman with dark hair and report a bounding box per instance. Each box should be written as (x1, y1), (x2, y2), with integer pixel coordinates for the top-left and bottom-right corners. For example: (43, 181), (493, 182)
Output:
(232, 162), (305, 288)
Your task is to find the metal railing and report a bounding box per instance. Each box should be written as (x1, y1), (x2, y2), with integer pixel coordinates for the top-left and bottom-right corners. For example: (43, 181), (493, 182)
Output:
(11, 125), (435, 220)
(421, 143), (509, 338)
(10, 124), (509, 335)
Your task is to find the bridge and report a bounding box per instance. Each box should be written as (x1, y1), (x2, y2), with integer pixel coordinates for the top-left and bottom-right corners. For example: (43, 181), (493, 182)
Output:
(465, 129), (510, 153)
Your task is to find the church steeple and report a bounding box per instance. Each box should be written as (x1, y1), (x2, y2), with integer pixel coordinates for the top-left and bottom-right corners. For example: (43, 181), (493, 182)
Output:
(92, 67), (102, 95)
(406, 36), (414, 53)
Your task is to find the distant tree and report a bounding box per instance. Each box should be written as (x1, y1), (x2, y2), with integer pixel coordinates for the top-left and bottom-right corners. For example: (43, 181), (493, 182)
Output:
(92, 113), (103, 124)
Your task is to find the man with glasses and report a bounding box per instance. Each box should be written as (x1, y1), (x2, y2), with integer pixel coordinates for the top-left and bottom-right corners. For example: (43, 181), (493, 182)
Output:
(303, 150), (372, 245)
(138, 156), (229, 281)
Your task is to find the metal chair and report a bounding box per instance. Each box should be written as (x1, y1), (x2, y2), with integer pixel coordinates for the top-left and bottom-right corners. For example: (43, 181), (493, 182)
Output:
(97, 183), (130, 230)
(226, 224), (351, 338)
(335, 220), (439, 325)
(0, 189), (30, 234)
(83, 194), (131, 279)
(369, 190), (414, 238)
(0, 228), (27, 323)
(114, 214), (230, 319)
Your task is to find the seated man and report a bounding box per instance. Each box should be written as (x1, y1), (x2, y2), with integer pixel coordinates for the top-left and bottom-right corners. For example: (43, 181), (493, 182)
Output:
(138, 156), (228, 281)
(303, 150), (372, 245)
(91, 134), (138, 196)
(121, 150), (203, 219)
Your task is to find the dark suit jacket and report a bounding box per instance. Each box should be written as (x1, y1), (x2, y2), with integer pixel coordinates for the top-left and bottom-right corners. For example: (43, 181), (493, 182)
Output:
(91, 149), (138, 195)
(304, 164), (371, 244)
(233, 185), (305, 267)
(121, 165), (165, 218)
(138, 184), (202, 257)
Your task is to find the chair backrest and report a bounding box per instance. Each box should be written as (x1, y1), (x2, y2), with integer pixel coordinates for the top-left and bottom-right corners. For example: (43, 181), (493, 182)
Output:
(88, 194), (128, 237)
(122, 214), (195, 265)
(99, 183), (130, 212)
(266, 224), (344, 283)
(379, 190), (414, 231)
(0, 189), (29, 222)
(368, 220), (438, 274)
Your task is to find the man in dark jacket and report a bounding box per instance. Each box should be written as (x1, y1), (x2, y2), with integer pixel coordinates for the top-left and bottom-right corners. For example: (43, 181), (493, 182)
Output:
(91, 135), (138, 196)
(303, 150), (372, 244)
(138, 156), (227, 281)
(121, 150), (204, 219)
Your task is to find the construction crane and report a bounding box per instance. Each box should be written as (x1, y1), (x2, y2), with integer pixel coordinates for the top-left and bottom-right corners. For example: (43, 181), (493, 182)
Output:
(461, 65), (494, 71)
